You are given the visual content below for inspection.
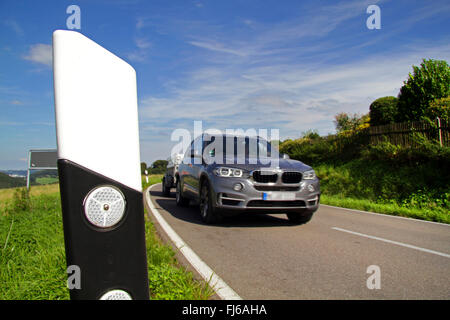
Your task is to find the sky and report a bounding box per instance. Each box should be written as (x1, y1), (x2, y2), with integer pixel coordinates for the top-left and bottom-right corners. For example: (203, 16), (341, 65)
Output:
(1, 0), (449, 169)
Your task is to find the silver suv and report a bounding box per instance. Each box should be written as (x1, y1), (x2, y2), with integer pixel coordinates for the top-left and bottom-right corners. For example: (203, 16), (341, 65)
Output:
(175, 133), (320, 224)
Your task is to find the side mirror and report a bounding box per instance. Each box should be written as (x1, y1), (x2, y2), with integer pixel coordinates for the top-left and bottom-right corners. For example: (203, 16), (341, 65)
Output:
(282, 153), (290, 159)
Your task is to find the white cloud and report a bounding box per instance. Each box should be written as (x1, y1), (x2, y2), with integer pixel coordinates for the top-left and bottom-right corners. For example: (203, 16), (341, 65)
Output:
(4, 19), (24, 36)
(136, 0), (449, 162)
(136, 17), (146, 30)
(139, 43), (450, 142)
(127, 51), (147, 62)
(0, 121), (24, 126)
(10, 100), (23, 105)
(135, 37), (151, 49)
(188, 40), (250, 57)
(23, 44), (52, 67)
(187, 0), (384, 61)
(127, 27), (151, 62)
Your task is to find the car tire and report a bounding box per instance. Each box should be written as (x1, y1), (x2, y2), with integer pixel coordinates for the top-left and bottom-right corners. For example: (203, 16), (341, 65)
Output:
(176, 178), (189, 207)
(199, 180), (221, 224)
(162, 177), (171, 197)
(286, 211), (313, 224)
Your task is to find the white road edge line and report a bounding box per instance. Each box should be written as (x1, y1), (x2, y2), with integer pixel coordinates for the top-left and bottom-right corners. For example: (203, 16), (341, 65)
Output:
(332, 227), (450, 259)
(321, 204), (449, 227)
(146, 183), (242, 300)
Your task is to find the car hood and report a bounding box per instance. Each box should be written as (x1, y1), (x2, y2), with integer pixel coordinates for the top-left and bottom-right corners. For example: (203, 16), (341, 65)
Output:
(210, 157), (312, 172)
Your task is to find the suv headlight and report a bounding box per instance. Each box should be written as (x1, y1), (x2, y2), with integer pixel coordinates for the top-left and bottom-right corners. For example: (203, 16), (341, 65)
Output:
(214, 167), (246, 178)
(303, 169), (316, 180)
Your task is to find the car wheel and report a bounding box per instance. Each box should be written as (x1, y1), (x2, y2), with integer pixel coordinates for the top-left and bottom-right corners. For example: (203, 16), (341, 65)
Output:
(176, 178), (189, 207)
(162, 177), (171, 197)
(286, 211), (313, 224)
(199, 180), (221, 224)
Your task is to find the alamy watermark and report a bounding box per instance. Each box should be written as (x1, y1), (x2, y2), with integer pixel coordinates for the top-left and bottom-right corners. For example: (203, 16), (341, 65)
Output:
(67, 265), (81, 290)
(170, 121), (281, 170)
(66, 5), (81, 30)
(366, 265), (381, 290)
(366, 5), (381, 30)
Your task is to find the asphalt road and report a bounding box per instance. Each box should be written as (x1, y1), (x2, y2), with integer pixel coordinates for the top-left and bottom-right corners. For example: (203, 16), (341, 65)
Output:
(146, 184), (450, 300)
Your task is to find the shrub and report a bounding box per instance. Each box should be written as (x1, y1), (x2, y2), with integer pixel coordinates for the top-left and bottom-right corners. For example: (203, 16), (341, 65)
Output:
(369, 96), (398, 126)
(279, 132), (369, 165)
(361, 132), (450, 164)
(12, 188), (31, 212)
(280, 137), (334, 164)
(360, 139), (401, 161)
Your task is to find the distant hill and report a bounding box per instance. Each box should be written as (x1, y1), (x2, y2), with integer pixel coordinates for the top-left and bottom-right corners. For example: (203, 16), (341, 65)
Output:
(0, 170), (27, 177)
(0, 169), (58, 189)
(0, 172), (26, 189)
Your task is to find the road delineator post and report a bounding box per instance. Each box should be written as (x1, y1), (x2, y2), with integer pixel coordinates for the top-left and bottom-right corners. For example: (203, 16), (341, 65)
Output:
(53, 30), (149, 300)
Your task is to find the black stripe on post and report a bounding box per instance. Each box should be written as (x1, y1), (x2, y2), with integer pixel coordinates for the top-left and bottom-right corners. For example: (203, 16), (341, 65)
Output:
(57, 159), (149, 300)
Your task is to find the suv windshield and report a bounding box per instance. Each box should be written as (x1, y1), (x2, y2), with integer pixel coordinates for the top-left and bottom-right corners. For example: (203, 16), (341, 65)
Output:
(204, 135), (272, 159)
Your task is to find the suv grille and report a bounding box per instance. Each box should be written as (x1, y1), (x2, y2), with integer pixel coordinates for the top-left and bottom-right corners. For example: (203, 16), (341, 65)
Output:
(252, 171), (278, 183)
(282, 172), (302, 183)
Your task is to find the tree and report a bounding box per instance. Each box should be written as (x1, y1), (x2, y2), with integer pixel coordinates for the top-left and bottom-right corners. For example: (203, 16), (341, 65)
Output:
(140, 162), (147, 175)
(301, 129), (320, 140)
(334, 112), (369, 134)
(397, 59), (450, 122)
(334, 113), (353, 133)
(152, 160), (168, 171)
(425, 96), (450, 121)
(369, 96), (398, 126)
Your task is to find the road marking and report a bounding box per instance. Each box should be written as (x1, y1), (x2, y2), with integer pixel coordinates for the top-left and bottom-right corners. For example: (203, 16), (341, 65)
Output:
(332, 227), (450, 259)
(145, 184), (242, 300)
(321, 204), (449, 227)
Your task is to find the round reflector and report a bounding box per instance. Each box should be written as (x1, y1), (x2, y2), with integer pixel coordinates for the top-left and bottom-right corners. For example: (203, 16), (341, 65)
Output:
(84, 186), (126, 228)
(100, 289), (132, 300)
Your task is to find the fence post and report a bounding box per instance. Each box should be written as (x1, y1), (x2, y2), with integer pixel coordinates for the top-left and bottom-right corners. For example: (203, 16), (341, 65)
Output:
(437, 117), (442, 147)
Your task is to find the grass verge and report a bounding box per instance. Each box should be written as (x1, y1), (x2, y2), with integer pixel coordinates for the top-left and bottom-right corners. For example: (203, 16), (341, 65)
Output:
(0, 177), (213, 300)
(320, 194), (450, 224)
(314, 160), (449, 224)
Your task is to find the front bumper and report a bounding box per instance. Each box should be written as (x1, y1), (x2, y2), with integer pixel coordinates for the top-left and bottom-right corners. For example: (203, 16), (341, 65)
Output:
(209, 174), (320, 213)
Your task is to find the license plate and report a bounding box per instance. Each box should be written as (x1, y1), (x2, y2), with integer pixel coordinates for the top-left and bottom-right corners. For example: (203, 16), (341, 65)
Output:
(262, 192), (296, 201)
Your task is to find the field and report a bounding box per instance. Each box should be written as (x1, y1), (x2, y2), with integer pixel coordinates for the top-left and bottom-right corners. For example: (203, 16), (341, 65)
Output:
(0, 176), (213, 300)
(35, 177), (59, 185)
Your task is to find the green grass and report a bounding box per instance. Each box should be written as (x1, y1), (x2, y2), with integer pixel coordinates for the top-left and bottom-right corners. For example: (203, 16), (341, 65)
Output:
(315, 160), (450, 224)
(142, 174), (164, 190)
(0, 177), (213, 300)
(0, 191), (68, 299)
(144, 208), (213, 299)
(141, 174), (214, 298)
(35, 177), (59, 185)
(320, 194), (450, 224)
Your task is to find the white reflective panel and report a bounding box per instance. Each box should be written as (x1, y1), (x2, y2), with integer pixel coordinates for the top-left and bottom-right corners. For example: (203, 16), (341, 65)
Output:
(53, 30), (142, 192)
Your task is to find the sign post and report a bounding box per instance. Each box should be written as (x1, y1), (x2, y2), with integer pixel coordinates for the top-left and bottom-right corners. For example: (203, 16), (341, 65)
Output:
(26, 149), (58, 190)
(53, 30), (149, 300)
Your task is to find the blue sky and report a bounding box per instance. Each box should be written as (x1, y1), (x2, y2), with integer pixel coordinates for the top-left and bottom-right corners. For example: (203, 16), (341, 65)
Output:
(1, 0), (449, 169)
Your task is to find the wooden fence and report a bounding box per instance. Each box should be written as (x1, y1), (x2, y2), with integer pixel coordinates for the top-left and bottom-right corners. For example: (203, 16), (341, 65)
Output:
(364, 118), (450, 147)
